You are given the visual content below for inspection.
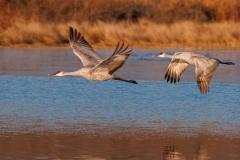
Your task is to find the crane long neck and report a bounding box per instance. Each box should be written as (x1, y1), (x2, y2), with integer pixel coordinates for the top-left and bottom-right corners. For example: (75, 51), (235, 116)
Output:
(163, 53), (175, 58)
(63, 71), (82, 76)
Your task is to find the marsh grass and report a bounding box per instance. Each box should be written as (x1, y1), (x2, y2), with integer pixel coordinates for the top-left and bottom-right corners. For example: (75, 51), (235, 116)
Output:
(1, 20), (240, 49)
(1, 0), (240, 49)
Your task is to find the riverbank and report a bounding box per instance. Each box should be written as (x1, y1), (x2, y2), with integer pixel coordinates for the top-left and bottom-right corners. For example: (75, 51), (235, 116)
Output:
(1, 20), (240, 49)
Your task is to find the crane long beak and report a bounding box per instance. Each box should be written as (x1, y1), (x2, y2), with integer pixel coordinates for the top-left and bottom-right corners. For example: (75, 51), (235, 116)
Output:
(48, 73), (55, 76)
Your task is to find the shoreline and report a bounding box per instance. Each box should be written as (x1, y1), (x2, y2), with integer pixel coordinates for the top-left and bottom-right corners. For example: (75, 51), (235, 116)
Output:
(1, 20), (240, 50)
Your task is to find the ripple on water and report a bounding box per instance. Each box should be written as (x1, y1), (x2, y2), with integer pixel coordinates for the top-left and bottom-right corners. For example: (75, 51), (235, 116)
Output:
(0, 75), (239, 136)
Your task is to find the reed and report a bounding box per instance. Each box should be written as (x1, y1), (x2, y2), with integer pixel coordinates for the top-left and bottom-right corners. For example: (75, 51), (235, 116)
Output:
(1, 20), (240, 49)
(1, 0), (240, 48)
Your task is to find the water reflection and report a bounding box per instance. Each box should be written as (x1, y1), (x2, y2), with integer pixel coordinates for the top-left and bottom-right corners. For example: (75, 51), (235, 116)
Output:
(0, 132), (240, 159)
(163, 136), (182, 160)
(194, 139), (208, 160)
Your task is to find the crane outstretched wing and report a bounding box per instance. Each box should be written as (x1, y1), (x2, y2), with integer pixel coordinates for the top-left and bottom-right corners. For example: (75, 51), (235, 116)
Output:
(91, 42), (132, 75)
(195, 59), (219, 94)
(165, 59), (190, 83)
(69, 27), (103, 67)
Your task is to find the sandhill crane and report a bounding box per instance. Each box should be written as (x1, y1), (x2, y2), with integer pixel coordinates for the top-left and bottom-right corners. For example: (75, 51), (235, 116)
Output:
(49, 27), (137, 84)
(154, 52), (235, 94)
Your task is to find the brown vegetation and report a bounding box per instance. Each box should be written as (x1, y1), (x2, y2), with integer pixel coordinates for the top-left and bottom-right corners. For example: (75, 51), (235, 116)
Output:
(0, 0), (240, 48)
(1, 20), (240, 49)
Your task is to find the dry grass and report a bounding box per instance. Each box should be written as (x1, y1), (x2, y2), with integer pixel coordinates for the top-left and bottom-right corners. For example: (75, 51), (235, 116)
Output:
(1, 20), (240, 49)
(1, 0), (240, 49)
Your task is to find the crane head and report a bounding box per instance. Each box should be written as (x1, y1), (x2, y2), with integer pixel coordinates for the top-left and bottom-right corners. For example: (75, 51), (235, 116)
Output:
(157, 52), (166, 57)
(48, 70), (64, 76)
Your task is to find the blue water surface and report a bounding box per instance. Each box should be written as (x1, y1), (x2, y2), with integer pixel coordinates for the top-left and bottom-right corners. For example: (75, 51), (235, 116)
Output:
(0, 75), (239, 136)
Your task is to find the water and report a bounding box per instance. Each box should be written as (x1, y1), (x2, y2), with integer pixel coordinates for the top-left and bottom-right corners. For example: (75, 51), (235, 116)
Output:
(0, 48), (240, 159)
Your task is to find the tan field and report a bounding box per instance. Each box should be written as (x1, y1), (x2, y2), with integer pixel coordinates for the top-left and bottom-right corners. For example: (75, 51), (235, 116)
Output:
(1, 0), (240, 49)
(1, 20), (240, 49)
